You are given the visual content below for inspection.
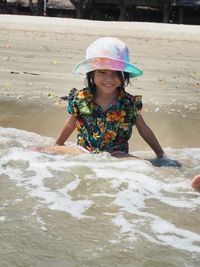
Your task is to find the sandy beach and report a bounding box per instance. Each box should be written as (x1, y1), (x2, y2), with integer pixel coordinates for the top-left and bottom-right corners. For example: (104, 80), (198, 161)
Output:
(0, 15), (200, 150)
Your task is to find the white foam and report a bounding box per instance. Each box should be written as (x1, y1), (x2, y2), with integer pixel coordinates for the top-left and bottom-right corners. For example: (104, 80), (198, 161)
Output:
(1, 127), (200, 254)
(0, 216), (6, 222)
(112, 213), (137, 237)
(151, 218), (200, 253)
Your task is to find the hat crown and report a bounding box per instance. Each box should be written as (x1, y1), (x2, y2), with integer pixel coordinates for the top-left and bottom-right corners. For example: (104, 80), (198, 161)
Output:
(74, 36), (143, 78)
(86, 37), (130, 63)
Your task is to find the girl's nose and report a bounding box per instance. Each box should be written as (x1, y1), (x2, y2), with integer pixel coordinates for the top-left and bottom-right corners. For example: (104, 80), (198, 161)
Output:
(104, 71), (116, 81)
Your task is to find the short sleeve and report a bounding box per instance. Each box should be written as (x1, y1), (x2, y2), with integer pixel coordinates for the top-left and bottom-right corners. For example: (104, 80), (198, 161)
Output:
(134, 95), (143, 115)
(67, 88), (78, 118)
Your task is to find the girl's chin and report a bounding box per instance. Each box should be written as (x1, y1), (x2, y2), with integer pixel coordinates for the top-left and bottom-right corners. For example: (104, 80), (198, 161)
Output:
(101, 86), (117, 92)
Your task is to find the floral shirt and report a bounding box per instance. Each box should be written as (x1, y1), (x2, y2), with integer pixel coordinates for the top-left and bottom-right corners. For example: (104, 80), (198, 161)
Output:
(68, 87), (142, 153)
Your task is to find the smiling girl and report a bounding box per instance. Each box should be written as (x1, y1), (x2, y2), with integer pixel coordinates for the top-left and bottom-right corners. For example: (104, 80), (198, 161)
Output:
(34, 37), (180, 166)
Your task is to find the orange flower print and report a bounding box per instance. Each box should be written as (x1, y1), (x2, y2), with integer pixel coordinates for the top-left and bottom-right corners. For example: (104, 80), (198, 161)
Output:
(106, 110), (126, 123)
(78, 90), (91, 99)
(97, 118), (105, 133)
(103, 130), (117, 143)
(76, 118), (84, 130)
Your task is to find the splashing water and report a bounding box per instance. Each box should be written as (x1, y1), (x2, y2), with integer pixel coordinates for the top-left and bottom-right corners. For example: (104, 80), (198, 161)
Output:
(0, 127), (200, 267)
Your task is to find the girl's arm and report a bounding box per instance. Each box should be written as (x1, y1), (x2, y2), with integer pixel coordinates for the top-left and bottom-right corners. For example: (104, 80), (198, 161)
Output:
(55, 115), (77, 145)
(135, 114), (165, 158)
(135, 114), (181, 167)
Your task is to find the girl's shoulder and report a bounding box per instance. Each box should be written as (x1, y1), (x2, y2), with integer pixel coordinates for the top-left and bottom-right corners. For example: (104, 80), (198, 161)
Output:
(69, 87), (92, 101)
(122, 91), (143, 111)
(124, 91), (142, 103)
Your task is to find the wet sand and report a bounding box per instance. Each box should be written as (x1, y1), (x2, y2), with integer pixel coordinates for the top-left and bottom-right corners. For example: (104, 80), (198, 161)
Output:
(0, 15), (200, 151)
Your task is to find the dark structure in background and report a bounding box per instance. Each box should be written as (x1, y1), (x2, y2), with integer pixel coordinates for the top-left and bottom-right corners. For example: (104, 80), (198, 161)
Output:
(1, 0), (200, 24)
(171, 0), (200, 24)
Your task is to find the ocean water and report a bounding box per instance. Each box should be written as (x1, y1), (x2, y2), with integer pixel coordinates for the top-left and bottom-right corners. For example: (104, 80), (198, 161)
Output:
(0, 127), (200, 267)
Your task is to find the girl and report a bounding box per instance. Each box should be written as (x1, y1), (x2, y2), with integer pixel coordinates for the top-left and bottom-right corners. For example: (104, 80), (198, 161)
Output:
(35, 37), (180, 166)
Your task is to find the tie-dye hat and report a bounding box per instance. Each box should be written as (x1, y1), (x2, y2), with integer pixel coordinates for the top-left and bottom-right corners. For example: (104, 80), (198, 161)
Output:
(73, 37), (143, 78)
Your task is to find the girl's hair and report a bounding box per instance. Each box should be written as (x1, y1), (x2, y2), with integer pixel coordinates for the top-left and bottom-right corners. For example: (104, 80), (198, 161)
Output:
(85, 71), (130, 91)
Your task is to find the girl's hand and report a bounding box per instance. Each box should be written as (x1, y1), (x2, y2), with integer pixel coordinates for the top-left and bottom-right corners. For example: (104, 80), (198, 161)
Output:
(150, 155), (182, 167)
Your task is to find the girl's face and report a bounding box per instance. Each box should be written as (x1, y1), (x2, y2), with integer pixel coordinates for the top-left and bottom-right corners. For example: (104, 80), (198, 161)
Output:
(93, 70), (121, 95)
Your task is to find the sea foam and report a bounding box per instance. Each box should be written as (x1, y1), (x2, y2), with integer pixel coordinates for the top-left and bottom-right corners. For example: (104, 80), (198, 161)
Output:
(1, 127), (200, 254)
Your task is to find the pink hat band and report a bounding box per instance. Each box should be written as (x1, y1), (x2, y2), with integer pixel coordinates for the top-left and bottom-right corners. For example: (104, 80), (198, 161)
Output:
(74, 37), (143, 78)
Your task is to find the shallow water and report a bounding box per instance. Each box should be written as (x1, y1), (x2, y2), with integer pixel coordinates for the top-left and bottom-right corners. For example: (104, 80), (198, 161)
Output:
(1, 100), (200, 151)
(1, 127), (200, 267)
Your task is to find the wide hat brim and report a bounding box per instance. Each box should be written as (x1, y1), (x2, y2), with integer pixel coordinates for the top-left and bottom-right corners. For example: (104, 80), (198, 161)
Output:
(73, 57), (143, 78)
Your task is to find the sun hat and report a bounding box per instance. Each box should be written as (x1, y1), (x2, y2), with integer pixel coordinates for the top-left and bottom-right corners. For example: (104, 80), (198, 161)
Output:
(73, 37), (143, 78)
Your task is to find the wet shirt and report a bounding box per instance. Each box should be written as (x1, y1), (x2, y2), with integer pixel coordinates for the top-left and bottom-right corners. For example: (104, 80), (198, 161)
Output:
(68, 87), (142, 153)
